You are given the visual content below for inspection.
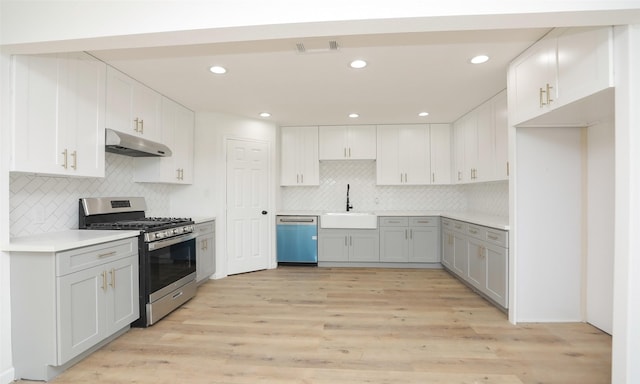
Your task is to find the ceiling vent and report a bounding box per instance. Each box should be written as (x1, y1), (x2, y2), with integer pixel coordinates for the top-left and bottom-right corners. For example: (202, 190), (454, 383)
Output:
(295, 40), (340, 54)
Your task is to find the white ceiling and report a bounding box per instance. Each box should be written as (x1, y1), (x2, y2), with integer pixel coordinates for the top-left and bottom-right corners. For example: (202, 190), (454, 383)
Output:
(91, 28), (549, 126)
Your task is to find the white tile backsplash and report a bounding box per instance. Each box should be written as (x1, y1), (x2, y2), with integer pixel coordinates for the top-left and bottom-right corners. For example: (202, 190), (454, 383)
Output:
(10, 157), (508, 237)
(10, 153), (174, 237)
(280, 161), (509, 215)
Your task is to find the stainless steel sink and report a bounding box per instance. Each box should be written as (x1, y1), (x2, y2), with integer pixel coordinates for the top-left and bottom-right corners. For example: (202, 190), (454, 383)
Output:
(320, 212), (377, 229)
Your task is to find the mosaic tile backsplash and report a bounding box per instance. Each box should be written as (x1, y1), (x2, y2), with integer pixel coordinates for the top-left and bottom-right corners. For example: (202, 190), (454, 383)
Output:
(10, 153), (174, 237)
(10, 157), (508, 238)
(281, 161), (508, 216)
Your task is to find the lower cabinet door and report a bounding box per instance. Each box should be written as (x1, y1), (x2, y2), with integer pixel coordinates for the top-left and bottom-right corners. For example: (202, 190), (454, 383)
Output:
(319, 231), (349, 262)
(409, 227), (439, 262)
(380, 227), (408, 262)
(467, 238), (487, 290)
(485, 243), (508, 307)
(442, 231), (454, 268)
(105, 256), (139, 335)
(452, 232), (468, 276)
(57, 265), (105, 365)
(349, 231), (380, 262)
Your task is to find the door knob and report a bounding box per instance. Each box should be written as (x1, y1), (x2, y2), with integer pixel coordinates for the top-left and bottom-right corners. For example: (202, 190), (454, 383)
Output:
(261, 210), (268, 215)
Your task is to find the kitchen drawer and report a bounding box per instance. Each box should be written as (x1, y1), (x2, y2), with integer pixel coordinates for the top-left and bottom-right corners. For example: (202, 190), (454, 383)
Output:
(485, 228), (508, 247)
(56, 237), (137, 276)
(466, 224), (484, 240)
(451, 220), (467, 233)
(409, 217), (438, 227)
(379, 217), (409, 227)
(195, 221), (215, 235)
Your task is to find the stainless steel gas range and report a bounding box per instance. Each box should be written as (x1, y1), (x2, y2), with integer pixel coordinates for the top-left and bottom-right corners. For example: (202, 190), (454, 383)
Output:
(79, 197), (196, 327)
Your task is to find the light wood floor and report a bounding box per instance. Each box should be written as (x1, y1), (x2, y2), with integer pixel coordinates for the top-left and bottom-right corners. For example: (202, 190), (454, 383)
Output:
(41, 267), (611, 384)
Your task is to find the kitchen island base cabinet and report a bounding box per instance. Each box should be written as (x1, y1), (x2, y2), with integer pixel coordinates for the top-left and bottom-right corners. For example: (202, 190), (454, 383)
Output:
(318, 229), (379, 263)
(10, 237), (139, 381)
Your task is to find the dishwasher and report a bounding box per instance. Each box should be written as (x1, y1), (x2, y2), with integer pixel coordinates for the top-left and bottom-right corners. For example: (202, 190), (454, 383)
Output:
(276, 216), (318, 264)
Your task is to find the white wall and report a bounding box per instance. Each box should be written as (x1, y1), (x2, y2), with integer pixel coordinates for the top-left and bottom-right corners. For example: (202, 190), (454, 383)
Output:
(170, 112), (278, 278)
(514, 127), (585, 322)
(586, 120), (615, 334)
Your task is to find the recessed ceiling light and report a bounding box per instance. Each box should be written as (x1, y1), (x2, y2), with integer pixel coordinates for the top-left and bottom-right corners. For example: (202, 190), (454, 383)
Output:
(470, 55), (489, 64)
(349, 59), (367, 69)
(209, 65), (227, 74)
(259, 112), (271, 118)
(349, 113), (359, 118)
(418, 112), (429, 117)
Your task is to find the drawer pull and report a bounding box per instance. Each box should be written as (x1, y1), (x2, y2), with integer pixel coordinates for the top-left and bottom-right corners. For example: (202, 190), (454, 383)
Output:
(469, 229), (478, 234)
(98, 251), (117, 258)
(488, 234), (499, 240)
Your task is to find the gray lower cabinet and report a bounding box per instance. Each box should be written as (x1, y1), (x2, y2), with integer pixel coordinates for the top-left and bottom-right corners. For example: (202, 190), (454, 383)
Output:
(379, 216), (440, 263)
(441, 217), (508, 309)
(318, 228), (379, 262)
(10, 237), (139, 381)
(195, 220), (215, 283)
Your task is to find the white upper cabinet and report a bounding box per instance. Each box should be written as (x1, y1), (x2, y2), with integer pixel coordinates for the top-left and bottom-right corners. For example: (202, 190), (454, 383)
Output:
(280, 126), (319, 186)
(134, 97), (194, 184)
(429, 124), (451, 184)
(319, 125), (376, 160)
(377, 124), (430, 185)
(106, 66), (162, 142)
(11, 52), (106, 177)
(452, 89), (508, 184)
(509, 27), (613, 126)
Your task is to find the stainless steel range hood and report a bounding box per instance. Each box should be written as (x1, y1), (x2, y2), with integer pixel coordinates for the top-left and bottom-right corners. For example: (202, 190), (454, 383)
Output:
(105, 128), (172, 157)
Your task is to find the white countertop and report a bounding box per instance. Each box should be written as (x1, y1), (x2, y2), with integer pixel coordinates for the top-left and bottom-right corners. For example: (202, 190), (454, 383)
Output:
(4, 230), (141, 253)
(276, 210), (509, 230)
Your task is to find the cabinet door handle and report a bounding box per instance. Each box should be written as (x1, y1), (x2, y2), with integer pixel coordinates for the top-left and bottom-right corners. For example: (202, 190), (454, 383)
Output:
(109, 268), (116, 288)
(139, 119), (144, 134)
(296, 174), (300, 184)
(70, 150), (77, 170)
(410, 229), (413, 239)
(348, 148), (351, 158)
(432, 173), (435, 183)
(539, 87), (546, 107)
(301, 174), (304, 183)
(345, 236), (348, 246)
(458, 171), (462, 181)
(546, 83), (554, 104)
(177, 169), (181, 180)
(61, 149), (68, 169)
(181, 169), (184, 180)
(344, 148), (347, 158)
(350, 236), (352, 246)
(101, 271), (107, 291)
(134, 118), (140, 132)
(400, 173), (403, 183)
(405, 229), (408, 239)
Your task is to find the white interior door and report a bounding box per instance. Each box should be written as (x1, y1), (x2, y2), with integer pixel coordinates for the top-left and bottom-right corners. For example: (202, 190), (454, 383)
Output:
(226, 139), (270, 275)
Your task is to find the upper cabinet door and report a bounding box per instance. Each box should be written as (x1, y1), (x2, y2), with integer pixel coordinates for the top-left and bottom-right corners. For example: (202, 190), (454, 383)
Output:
(280, 126), (319, 186)
(510, 36), (558, 125)
(556, 27), (614, 107)
(376, 124), (430, 185)
(106, 67), (161, 142)
(318, 125), (376, 160)
(346, 125), (376, 160)
(11, 53), (106, 177)
(429, 124), (451, 185)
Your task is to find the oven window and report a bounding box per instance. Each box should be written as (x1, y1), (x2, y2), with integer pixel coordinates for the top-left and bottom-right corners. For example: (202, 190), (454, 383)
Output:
(148, 238), (196, 294)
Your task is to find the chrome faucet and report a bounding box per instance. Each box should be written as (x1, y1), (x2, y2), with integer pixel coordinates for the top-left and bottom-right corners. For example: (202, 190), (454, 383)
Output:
(346, 184), (353, 212)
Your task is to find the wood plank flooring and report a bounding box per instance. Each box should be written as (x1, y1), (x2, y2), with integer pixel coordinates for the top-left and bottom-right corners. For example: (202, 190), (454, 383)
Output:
(38, 267), (611, 384)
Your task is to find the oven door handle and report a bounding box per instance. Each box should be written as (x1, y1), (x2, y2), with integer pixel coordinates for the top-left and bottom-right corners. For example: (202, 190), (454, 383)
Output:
(148, 233), (197, 251)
